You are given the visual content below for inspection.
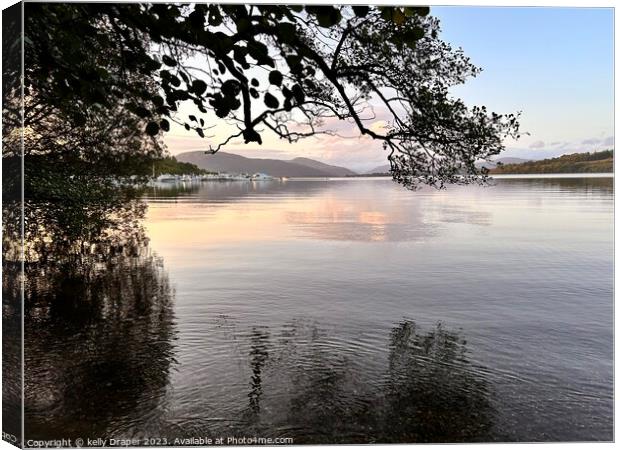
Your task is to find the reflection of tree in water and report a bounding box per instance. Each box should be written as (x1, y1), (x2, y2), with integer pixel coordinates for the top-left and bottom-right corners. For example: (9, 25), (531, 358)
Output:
(229, 319), (493, 444)
(247, 326), (270, 415)
(2, 202), (23, 442)
(2, 237), (22, 443)
(278, 324), (376, 444)
(3, 192), (178, 440)
(498, 177), (613, 195)
(382, 321), (493, 443)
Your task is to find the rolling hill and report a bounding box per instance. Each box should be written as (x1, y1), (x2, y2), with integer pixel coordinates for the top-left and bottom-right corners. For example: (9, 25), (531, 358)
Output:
(490, 150), (613, 174)
(366, 164), (391, 175)
(176, 151), (357, 177)
(290, 157), (357, 176)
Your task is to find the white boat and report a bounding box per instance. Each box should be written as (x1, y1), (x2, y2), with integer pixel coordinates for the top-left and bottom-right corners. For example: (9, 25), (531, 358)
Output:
(250, 172), (274, 181)
(156, 174), (178, 182)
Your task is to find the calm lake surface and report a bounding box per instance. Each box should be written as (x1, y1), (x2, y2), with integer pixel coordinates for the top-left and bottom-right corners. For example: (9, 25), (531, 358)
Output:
(24, 176), (613, 443)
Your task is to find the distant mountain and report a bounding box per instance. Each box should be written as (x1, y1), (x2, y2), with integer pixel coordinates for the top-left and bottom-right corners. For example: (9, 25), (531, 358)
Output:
(490, 150), (613, 174)
(290, 157), (357, 176)
(366, 164), (391, 174)
(179, 149), (601, 177)
(176, 151), (357, 177)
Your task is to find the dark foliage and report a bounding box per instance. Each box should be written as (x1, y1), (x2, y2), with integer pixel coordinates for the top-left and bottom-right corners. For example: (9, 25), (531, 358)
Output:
(24, 4), (521, 189)
(150, 156), (212, 176)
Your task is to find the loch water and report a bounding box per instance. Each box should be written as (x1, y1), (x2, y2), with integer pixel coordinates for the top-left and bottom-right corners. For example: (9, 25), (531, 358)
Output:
(22, 176), (613, 443)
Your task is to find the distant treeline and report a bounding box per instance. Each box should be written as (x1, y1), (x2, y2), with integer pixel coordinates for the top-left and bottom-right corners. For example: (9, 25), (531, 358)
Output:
(490, 150), (613, 174)
(151, 156), (213, 176)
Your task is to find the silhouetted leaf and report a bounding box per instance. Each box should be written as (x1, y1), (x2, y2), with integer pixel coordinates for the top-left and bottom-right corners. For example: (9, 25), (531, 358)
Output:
(217, 61), (226, 74)
(221, 79), (241, 97)
(135, 106), (150, 118)
(291, 84), (304, 104)
(268, 70), (283, 86)
(192, 79), (207, 96)
(162, 55), (177, 67)
(152, 95), (164, 107)
(306, 6), (341, 28)
(166, 73), (181, 87)
(264, 92), (279, 108)
(146, 121), (159, 136)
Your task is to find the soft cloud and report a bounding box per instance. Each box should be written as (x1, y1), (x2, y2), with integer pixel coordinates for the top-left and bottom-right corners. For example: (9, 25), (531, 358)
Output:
(602, 136), (614, 146)
(579, 135), (614, 150)
(528, 140), (545, 149)
(582, 138), (601, 145)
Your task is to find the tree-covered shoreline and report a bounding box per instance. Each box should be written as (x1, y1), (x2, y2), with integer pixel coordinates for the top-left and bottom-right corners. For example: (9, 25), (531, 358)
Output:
(151, 156), (213, 176)
(490, 150), (613, 175)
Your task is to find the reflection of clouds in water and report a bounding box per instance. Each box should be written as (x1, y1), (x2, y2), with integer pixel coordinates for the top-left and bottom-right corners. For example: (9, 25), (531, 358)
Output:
(146, 179), (498, 243)
(358, 210), (387, 225)
(283, 182), (492, 242)
(145, 177), (612, 247)
(282, 182), (431, 243)
(284, 213), (420, 243)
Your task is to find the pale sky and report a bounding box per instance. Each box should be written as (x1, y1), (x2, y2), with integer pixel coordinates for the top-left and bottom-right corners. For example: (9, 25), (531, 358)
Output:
(163, 6), (614, 172)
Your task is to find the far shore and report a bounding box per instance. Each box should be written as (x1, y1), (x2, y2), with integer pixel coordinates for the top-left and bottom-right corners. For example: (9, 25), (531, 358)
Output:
(488, 173), (613, 179)
(147, 173), (614, 186)
(321, 173), (614, 180)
